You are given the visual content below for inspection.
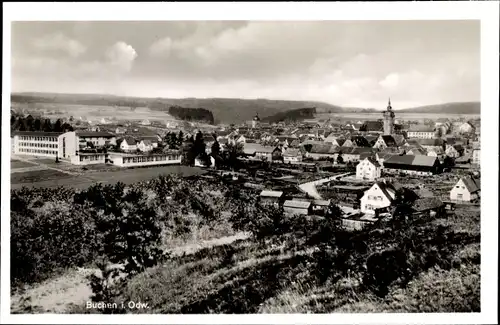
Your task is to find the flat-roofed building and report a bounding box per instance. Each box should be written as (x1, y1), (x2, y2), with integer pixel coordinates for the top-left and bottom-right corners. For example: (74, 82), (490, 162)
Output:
(108, 151), (182, 167)
(13, 131), (63, 158)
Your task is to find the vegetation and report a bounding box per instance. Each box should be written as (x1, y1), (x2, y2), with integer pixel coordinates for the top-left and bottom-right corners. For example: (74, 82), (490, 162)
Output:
(10, 114), (74, 133)
(168, 106), (215, 124)
(261, 107), (317, 123)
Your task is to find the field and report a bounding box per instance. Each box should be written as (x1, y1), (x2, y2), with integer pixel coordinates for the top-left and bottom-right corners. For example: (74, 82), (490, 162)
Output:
(10, 102), (176, 122)
(11, 159), (37, 169)
(10, 163), (206, 190)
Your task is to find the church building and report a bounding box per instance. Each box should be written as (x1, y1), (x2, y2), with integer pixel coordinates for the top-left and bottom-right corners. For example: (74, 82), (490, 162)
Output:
(383, 98), (395, 136)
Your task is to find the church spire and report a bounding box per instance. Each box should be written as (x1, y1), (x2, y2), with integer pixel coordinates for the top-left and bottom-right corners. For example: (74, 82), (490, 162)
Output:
(387, 97), (392, 110)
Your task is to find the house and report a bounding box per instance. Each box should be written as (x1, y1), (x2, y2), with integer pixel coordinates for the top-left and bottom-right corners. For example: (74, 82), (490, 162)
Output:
(120, 137), (138, 152)
(236, 134), (247, 143)
(194, 155), (215, 168)
(445, 144), (464, 158)
(306, 143), (338, 160)
(383, 155), (441, 176)
(411, 197), (445, 217)
(406, 147), (427, 156)
(311, 199), (331, 215)
(356, 157), (382, 181)
(412, 138), (446, 152)
(359, 121), (384, 133)
(283, 200), (312, 216)
(138, 135), (160, 148)
(449, 177), (480, 202)
(260, 190), (284, 206)
(282, 148), (303, 164)
(406, 125), (436, 139)
(350, 136), (371, 147)
(472, 142), (480, 165)
(342, 147), (376, 163)
(141, 119), (151, 126)
(115, 127), (127, 134)
(457, 122), (475, 134)
(243, 143), (278, 161)
(373, 135), (398, 150)
(341, 139), (355, 148)
(138, 139), (154, 152)
(360, 181), (397, 214)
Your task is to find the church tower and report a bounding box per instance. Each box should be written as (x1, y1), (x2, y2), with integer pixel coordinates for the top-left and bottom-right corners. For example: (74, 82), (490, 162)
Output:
(383, 98), (395, 135)
(252, 113), (260, 129)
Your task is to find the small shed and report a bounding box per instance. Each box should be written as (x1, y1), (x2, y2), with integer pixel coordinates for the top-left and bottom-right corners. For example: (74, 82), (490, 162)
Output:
(283, 200), (312, 216)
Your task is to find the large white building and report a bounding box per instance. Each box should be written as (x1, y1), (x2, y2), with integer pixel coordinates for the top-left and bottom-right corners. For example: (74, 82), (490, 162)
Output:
(406, 125), (436, 139)
(13, 131), (63, 158)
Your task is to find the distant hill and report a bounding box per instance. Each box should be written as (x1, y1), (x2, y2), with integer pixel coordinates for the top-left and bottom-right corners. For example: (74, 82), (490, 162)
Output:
(261, 107), (316, 123)
(11, 93), (480, 124)
(11, 93), (344, 124)
(396, 102), (480, 115)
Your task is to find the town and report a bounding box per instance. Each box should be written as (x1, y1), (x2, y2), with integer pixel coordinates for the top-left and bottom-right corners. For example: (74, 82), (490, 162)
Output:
(11, 99), (480, 231)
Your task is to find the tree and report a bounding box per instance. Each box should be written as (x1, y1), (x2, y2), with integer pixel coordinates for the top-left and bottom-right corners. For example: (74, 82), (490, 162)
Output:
(176, 131), (184, 148)
(182, 136), (196, 166)
(62, 123), (74, 132)
(337, 154), (344, 164)
(211, 139), (221, 168)
(25, 115), (34, 131)
(42, 119), (53, 132)
(222, 142), (244, 171)
(33, 119), (42, 131)
(54, 119), (63, 132)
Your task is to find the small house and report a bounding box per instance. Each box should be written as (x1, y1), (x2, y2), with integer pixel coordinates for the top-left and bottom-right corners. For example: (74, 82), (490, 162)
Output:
(260, 190), (284, 206)
(283, 200), (312, 216)
(120, 137), (137, 152)
(449, 177), (480, 202)
(360, 181), (397, 215)
(356, 157), (382, 181)
(138, 139), (154, 152)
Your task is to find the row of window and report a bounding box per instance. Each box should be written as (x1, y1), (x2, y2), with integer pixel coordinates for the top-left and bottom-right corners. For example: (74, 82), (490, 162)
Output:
(123, 155), (181, 164)
(367, 195), (383, 201)
(19, 142), (58, 148)
(19, 148), (57, 155)
(18, 136), (58, 142)
(80, 155), (104, 162)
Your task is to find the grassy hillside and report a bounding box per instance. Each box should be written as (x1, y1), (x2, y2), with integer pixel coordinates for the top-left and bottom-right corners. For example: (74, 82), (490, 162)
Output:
(261, 107), (317, 123)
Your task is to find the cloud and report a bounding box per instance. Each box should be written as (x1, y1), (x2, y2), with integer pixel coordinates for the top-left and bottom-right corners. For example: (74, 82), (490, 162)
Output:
(379, 73), (400, 89)
(105, 41), (138, 72)
(33, 32), (87, 58)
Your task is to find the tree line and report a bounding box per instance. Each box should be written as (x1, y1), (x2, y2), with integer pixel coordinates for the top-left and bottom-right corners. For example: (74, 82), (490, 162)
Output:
(11, 114), (74, 133)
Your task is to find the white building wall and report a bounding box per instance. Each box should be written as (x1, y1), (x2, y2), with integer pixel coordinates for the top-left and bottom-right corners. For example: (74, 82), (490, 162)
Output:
(14, 134), (61, 158)
(360, 184), (394, 214)
(109, 154), (182, 167)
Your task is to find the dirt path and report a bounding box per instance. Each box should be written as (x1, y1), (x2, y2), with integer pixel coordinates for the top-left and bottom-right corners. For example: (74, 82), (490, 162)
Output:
(10, 232), (250, 314)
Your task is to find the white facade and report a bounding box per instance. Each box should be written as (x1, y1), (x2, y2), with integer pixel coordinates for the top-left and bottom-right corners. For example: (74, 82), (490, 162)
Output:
(13, 133), (62, 158)
(109, 153), (181, 167)
(407, 131), (435, 139)
(120, 140), (138, 152)
(449, 179), (478, 202)
(360, 183), (395, 214)
(283, 155), (302, 164)
(138, 141), (154, 152)
(372, 136), (388, 150)
(70, 153), (106, 165)
(472, 148), (480, 165)
(356, 158), (381, 181)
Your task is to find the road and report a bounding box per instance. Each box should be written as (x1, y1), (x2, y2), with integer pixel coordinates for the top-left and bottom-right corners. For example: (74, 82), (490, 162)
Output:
(298, 172), (353, 200)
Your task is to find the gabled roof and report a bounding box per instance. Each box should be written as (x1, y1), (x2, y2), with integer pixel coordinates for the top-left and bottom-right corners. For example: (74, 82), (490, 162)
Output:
(381, 135), (398, 147)
(309, 143), (336, 154)
(283, 148), (302, 157)
(141, 139), (152, 146)
(312, 199), (331, 206)
(384, 154), (439, 167)
(260, 190), (283, 198)
(243, 143), (276, 154)
(360, 121), (384, 132)
(360, 156), (381, 167)
(408, 125), (435, 132)
(122, 137), (137, 146)
(412, 197), (444, 212)
(460, 177), (480, 193)
(351, 136), (371, 147)
(417, 138), (445, 147)
(76, 131), (115, 138)
(346, 147), (375, 155)
(284, 200), (311, 209)
(370, 181), (397, 202)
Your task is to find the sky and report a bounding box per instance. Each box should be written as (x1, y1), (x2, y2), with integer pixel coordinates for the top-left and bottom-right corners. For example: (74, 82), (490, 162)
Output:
(11, 20), (480, 109)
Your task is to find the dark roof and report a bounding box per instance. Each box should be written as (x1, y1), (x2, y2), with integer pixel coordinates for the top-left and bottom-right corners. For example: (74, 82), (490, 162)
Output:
(346, 147), (375, 155)
(360, 121), (384, 132)
(351, 136), (371, 147)
(372, 181), (397, 202)
(384, 154), (439, 167)
(381, 135), (398, 147)
(309, 143), (336, 154)
(76, 131), (115, 137)
(417, 138), (445, 147)
(412, 197), (444, 212)
(122, 137), (137, 146)
(461, 177), (480, 193)
(13, 131), (63, 137)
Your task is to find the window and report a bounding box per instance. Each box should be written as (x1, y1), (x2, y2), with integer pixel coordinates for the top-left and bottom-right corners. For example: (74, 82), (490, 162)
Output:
(457, 194), (463, 200)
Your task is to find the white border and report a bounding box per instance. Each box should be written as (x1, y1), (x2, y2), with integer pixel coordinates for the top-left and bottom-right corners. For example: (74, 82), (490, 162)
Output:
(2, 2), (499, 324)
